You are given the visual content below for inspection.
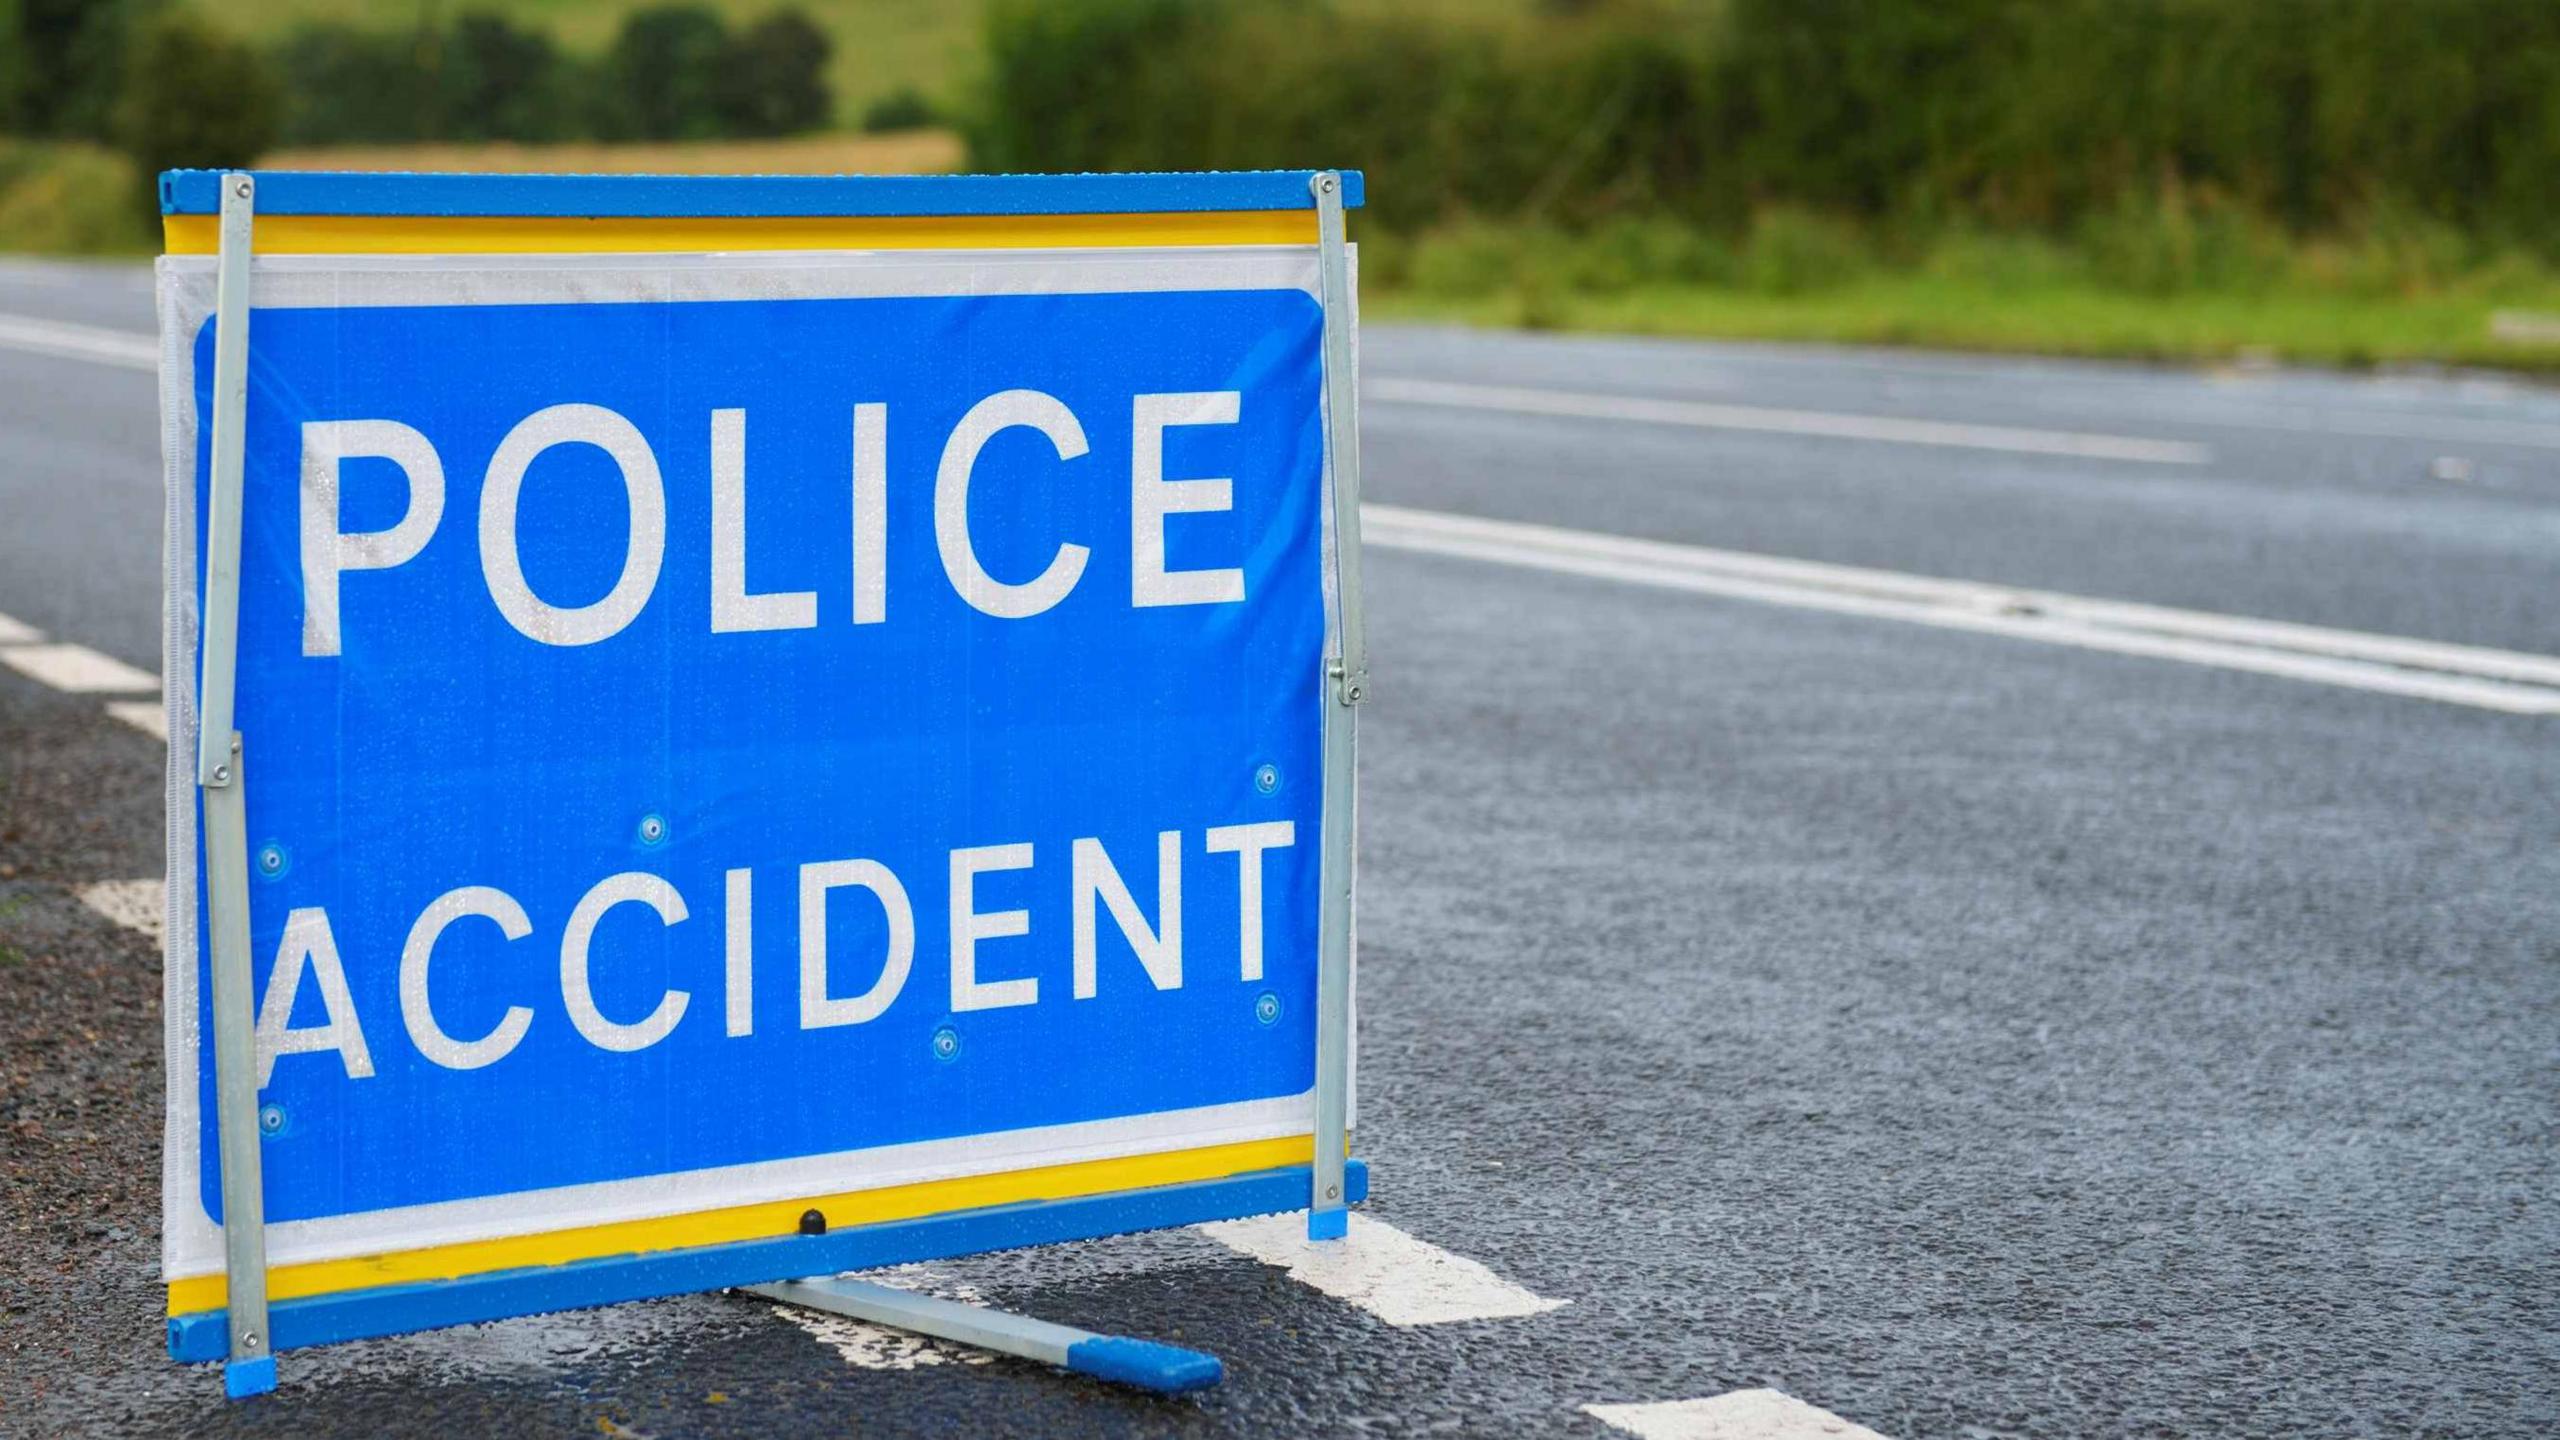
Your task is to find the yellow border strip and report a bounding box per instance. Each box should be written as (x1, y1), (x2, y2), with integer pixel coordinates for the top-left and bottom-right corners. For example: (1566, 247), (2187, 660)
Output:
(162, 210), (1316, 256)
(168, 1134), (1312, 1314)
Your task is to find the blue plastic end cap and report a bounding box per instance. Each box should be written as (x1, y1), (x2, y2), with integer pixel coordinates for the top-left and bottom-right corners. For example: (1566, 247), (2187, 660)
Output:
(1307, 1206), (1349, 1241)
(1065, 1336), (1224, 1394)
(223, 1355), (278, 1400)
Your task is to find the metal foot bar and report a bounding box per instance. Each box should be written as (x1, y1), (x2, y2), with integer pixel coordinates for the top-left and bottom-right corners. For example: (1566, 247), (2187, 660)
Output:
(746, 1278), (1224, 1395)
(1307, 170), (1366, 1242)
(198, 171), (273, 1400)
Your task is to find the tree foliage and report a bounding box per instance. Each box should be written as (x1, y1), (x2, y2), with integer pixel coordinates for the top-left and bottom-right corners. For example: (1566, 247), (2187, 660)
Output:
(596, 5), (735, 141)
(441, 12), (574, 143)
(973, 0), (2560, 252)
(114, 8), (278, 201)
(270, 23), (436, 145)
(4, 0), (164, 140)
(268, 6), (835, 147)
(720, 10), (832, 138)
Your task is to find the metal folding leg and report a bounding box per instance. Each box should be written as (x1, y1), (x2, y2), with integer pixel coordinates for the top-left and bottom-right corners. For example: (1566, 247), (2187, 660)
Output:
(748, 1278), (1223, 1394)
(1308, 169), (1367, 1241)
(197, 171), (274, 1400)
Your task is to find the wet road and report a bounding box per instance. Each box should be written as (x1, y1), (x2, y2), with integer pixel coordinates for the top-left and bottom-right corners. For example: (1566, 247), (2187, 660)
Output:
(1, 257), (2555, 1438)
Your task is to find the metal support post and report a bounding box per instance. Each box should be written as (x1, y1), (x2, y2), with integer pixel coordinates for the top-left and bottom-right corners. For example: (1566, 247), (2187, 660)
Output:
(1308, 170), (1365, 1241)
(198, 171), (275, 1400)
(746, 1278), (1223, 1394)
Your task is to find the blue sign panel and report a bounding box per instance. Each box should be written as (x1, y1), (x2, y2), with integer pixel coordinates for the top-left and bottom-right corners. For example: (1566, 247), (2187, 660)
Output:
(175, 257), (1332, 1241)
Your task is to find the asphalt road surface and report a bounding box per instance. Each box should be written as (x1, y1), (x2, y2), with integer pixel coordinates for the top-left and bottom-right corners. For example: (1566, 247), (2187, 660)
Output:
(2, 255), (2555, 1438)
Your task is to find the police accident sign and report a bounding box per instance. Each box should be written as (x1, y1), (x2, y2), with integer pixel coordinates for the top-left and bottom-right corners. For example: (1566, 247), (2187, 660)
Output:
(155, 217), (1358, 1310)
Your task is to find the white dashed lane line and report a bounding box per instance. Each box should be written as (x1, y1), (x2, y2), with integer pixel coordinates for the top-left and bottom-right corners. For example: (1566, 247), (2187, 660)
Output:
(0, 311), (157, 372)
(0, 609), (165, 737)
(105, 700), (166, 740)
(79, 878), (164, 944)
(1586, 1390), (1893, 1440)
(1197, 1211), (1567, 1326)
(0, 641), (160, 694)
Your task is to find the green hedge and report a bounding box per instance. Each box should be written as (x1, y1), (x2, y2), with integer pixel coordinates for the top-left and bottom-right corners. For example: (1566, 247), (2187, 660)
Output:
(971, 0), (2560, 251)
(8, 2), (850, 157)
(271, 6), (834, 147)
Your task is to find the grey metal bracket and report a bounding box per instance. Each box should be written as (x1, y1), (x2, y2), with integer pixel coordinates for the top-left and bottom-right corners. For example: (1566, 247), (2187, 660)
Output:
(1308, 170), (1365, 1240)
(1330, 661), (1369, 707)
(198, 171), (275, 1401)
(746, 1278), (1222, 1394)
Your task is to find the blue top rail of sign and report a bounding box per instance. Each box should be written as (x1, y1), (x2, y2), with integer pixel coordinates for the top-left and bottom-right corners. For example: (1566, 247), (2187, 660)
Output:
(159, 169), (1365, 218)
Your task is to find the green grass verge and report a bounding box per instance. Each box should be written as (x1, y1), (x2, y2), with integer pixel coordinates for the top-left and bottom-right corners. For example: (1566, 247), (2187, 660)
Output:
(0, 141), (154, 255)
(1368, 279), (2560, 373)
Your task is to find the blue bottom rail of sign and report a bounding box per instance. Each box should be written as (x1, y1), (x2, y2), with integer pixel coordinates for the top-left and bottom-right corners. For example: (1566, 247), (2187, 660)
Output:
(169, 1159), (1368, 1365)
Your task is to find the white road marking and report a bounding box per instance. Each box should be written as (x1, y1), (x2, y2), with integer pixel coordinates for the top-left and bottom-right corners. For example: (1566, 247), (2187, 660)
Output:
(1373, 505), (2560, 687)
(0, 642), (160, 694)
(1364, 505), (2560, 715)
(106, 699), (168, 740)
(767, 1266), (996, 1371)
(0, 312), (157, 372)
(1195, 1212), (1566, 1326)
(1370, 376), (2210, 466)
(1585, 1390), (1893, 1440)
(0, 611), (172, 733)
(78, 878), (163, 943)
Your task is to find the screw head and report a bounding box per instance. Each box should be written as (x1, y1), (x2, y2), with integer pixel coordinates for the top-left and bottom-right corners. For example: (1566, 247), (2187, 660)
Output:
(1324, 1184), (1340, 1200)
(931, 1025), (961, 1062)
(1254, 992), (1282, 1026)
(258, 1104), (284, 1134)
(256, 844), (285, 876)
(1254, 763), (1279, 795)
(210, 764), (230, 785)
(242, 1331), (259, 1349)
(637, 814), (667, 845)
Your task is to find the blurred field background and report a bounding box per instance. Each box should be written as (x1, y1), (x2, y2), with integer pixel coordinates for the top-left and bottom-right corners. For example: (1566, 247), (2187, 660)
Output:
(262, 132), (962, 177)
(6, 0), (2560, 370)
